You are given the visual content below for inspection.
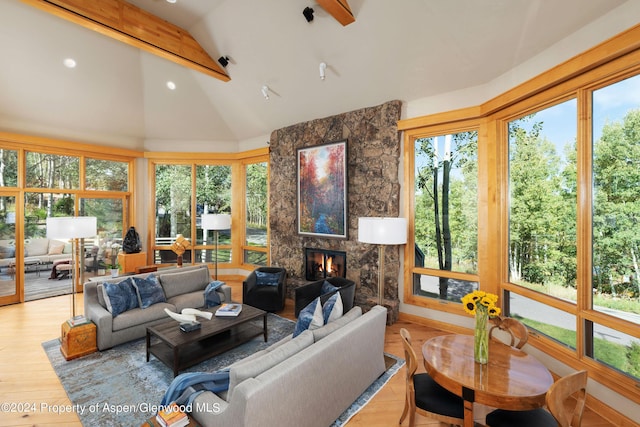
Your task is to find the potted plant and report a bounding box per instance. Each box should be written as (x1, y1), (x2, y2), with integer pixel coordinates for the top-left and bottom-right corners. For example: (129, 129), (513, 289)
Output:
(106, 262), (120, 277)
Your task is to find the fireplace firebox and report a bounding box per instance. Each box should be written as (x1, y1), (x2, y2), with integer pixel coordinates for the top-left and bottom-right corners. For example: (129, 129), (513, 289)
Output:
(304, 248), (347, 281)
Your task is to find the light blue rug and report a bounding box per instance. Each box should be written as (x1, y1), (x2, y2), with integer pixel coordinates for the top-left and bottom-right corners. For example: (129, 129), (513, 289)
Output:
(43, 313), (404, 426)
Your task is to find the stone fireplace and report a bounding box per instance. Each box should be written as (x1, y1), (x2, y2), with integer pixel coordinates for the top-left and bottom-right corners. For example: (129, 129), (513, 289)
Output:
(304, 248), (347, 281)
(268, 100), (403, 323)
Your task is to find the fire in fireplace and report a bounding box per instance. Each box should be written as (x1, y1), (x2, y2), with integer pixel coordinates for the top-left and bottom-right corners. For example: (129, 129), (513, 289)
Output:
(304, 248), (347, 281)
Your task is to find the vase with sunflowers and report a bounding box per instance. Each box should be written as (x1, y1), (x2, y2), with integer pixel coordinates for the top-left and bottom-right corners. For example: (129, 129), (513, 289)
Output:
(461, 290), (501, 364)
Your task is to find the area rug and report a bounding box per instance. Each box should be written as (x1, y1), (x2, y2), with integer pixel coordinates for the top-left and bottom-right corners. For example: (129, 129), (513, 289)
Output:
(43, 313), (404, 426)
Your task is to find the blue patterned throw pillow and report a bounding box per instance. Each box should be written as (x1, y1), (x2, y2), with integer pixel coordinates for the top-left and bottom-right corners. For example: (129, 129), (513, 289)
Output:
(102, 278), (138, 317)
(132, 274), (166, 309)
(322, 292), (343, 324)
(293, 297), (324, 337)
(255, 271), (281, 286)
(204, 280), (224, 307)
(320, 280), (339, 295)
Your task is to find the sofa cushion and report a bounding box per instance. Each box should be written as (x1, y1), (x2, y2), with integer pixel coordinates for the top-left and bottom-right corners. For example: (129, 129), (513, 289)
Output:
(48, 240), (66, 255)
(168, 292), (207, 312)
(101, 277), (139, 317)
(112, 302), (173, 331)
(293, 297), (324, 337)
(227, 330), (314, 399)
(312, 305), (362, 341)
(25, 238), (49, 257)
(0, 245), (15, 259)
(96, 283), (107, 309)
(132, 274), (166, 308)
(322, 292), (343, 324)
(159, 267), (209, 299)
(255, 270), (281, 286)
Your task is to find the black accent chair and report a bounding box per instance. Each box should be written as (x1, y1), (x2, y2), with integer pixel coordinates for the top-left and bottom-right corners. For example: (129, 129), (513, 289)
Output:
(294, 277), (356, 318)
(243, 267), (287, 312)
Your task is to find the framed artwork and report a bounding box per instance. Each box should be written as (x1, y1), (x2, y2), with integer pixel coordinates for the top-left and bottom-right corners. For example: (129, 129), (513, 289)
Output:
(297, 140), (348, 239)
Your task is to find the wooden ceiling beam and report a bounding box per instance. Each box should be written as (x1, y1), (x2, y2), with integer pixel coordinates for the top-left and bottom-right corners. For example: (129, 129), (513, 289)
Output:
(21, 0), (230, 82)
(317, 0), (355, 26)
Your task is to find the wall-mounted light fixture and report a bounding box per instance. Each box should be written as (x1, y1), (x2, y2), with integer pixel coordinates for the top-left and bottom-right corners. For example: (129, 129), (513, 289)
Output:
(63, 58), (77, 68)
(218, 56), (230, 67)
(319, 62), (327, 80)
(261, 85), (270, 100)
(303, 7), (314, 22)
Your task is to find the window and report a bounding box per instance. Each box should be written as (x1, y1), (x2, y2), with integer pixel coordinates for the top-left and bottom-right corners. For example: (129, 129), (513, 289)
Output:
(508, 291), (576, 348)
(150, 151), (269, 270)
(401, 28), (640, 404)
(154, 164), (193, 264)
(508, 100), (578, 299)
(0, 138), (134, 306)
(26, 152), (79, 189)
(592, 75), (640, 323)
(412, 130), (478, 302)
(244, 162), (268, 266)
(0, 149), (17, 187)
(85, 158), (128, 191)
(196, 164), (231, 264)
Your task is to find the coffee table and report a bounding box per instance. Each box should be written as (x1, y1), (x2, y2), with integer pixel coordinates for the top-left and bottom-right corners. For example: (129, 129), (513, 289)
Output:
(146, 304), (268, 376)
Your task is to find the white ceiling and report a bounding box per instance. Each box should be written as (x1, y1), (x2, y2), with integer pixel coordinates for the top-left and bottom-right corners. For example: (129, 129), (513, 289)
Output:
(0, 0), (634, 152)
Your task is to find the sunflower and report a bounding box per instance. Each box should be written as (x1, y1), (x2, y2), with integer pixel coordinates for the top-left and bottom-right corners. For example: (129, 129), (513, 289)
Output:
(461, 290), (501, 317)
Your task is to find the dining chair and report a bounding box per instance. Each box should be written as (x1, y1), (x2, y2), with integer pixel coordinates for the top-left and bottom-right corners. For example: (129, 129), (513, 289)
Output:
(485, 370), (588, 427)
(399, 328), (464, 427)
(489, 316), (529, 349)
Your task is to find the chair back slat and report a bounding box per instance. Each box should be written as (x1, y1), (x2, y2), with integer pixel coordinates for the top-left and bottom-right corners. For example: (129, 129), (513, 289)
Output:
(546, 370), (588, 427)
(489, 316), (529, 349)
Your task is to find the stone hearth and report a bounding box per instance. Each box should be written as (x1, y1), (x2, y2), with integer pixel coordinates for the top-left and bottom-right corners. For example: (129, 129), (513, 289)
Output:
(269, 100), (402, 323)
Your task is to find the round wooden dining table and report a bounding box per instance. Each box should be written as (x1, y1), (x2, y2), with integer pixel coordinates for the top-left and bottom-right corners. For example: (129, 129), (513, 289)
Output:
(422, 334), (554, 427)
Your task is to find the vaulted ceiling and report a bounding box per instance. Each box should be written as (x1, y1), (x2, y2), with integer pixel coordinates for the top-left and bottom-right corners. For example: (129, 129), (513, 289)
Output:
(0, 0), (633, 151)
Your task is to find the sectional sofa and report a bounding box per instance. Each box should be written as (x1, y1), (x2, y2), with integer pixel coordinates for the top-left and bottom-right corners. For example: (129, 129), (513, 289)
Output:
(191, 305), (388, 427)
(83, 264), (232, 350)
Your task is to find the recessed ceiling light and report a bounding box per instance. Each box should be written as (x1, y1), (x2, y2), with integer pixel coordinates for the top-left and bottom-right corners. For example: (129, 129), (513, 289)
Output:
(166, 0), (177, 3)
(166, 81), (176, 90)
(63, 58), (77, 68)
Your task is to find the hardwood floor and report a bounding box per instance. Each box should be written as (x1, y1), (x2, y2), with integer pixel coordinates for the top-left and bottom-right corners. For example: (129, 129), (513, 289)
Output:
(0, 280), (615, 426)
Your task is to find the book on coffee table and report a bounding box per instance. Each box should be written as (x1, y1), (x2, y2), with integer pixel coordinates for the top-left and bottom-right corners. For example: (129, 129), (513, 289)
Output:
(215, 303), (242, 317)
(156, 403), (189, 427)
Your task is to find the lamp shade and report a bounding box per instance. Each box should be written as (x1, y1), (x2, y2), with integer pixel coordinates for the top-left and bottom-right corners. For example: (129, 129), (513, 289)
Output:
(46, 216), (97, 239)
(201, 213), (231, 230)
(358, 217), (407, 245)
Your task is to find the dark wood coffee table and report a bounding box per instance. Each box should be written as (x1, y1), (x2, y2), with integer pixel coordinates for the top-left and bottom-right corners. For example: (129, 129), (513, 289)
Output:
(146, 304), (268, 376)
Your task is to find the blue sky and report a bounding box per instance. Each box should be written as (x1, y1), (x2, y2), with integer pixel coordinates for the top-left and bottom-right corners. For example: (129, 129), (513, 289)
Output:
(415, 73), (639, 181)
(514, 73), (639, 164)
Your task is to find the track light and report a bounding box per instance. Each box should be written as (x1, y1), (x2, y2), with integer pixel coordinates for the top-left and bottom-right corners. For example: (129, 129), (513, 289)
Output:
(218, 56), (229, 67)
(319, 62), (327, 80)
(261, 85), (270, 100)
(303, 7), (314, 22)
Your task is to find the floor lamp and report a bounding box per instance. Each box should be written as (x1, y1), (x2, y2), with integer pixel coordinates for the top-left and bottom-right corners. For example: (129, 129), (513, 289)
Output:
(46, 216), (97, 321)
(202, 213), (231, 280)
(358, 217), (407, 305)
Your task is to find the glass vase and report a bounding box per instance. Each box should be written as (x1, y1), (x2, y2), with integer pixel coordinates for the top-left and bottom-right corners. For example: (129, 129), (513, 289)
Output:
(474, 307), (489, 364)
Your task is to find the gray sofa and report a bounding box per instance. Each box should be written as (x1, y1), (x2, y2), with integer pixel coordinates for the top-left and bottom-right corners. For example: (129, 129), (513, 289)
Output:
(191, 305), (388, 427)
(83, 264), (232, 350)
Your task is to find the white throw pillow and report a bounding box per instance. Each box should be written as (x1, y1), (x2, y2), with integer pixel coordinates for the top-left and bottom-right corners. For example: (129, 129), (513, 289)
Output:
(293, 297), (324, 337)
(322, 292), (343, 324)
